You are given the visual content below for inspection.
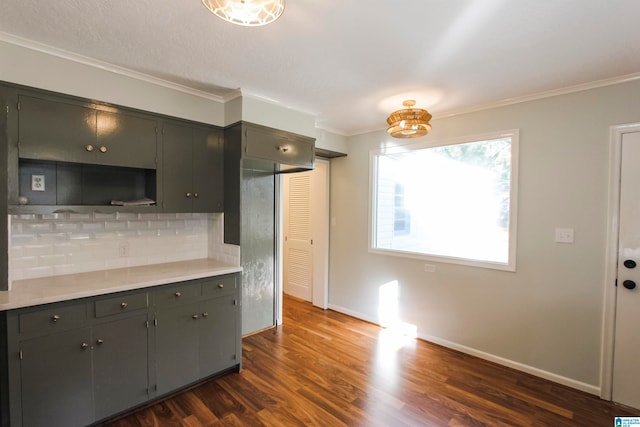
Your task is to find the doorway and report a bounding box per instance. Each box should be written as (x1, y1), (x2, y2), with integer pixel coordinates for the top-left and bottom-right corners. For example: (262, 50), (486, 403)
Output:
(282, 159), (330, 309)
(602, 123), (640, 409)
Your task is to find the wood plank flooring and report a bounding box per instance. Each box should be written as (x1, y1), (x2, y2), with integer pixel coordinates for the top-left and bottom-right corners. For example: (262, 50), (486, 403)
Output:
(103, 294), (640, 426)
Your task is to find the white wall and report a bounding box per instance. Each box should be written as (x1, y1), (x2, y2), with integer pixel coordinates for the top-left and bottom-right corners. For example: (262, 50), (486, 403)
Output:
(328, 79), (640, 393)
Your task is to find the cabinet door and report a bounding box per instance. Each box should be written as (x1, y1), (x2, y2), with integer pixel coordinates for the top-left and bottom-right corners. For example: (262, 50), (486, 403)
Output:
(199, 294), (238, 377)
(192, 126), (223, 212)
(20, 328), (93, 427)
(96, 110), (158, 169)
(93, 314), (149, 421)
(154, 303), (200, 395)
(244, 124), (315, 168)
(162, 121), (194, 212)
(18, 94), (96, 163)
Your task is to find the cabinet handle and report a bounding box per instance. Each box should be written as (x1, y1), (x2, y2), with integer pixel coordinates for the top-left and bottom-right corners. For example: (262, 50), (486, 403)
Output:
(120, 302), (128, 309)
(185, 192), (191, 198)
(175, 292), (182, 297)
(51, 314), (61, 322)
(218, 283), (224, 289)
(99, 146), (107, 153)
(194, 193), (199, 198)
(86, 145), (94, 152)
(96, 339), (104, 345)
(202, 312), (209, 318)
(192, 314), (199, 320)
(80, 343), (89, 350)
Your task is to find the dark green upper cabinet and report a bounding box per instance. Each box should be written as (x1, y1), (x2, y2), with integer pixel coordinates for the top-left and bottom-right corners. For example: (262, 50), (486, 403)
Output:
(17, 94), (158, 170)
(18, 94), (96, 164)
(95, 109), (158, 169)
(244, 123), (315, 169)
(162, 120), (223, 213)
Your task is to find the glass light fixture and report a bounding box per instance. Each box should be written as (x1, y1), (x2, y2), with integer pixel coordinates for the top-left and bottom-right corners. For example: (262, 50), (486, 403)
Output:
(202, 0), (285, 27)
(386, 100), (432, 139)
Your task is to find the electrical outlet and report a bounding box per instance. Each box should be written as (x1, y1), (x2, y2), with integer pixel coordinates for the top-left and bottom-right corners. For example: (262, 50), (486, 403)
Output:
(31, 175), (45, 192)
(555, 228), (574, 244)
(424, 263), (436, 273)
(118, 242), (130, 257)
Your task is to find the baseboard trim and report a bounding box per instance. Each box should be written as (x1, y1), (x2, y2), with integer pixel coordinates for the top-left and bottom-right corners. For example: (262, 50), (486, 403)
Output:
(327, 303), (600, 396)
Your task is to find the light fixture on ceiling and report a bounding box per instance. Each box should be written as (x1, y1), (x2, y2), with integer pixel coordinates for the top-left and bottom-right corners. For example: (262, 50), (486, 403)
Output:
(386, 100), (432, 139)
(201, 0), (285, 27)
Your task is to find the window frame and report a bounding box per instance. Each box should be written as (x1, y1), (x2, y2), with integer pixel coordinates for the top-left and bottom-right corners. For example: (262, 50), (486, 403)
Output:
(369, 129), (519, 272)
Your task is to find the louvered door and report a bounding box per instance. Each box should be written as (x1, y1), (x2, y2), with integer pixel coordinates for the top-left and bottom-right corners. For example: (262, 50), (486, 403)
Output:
(283, 173), (313, 301)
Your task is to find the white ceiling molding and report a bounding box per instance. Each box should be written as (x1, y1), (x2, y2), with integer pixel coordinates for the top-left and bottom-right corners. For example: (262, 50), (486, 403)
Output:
(0, 31), (241, 104)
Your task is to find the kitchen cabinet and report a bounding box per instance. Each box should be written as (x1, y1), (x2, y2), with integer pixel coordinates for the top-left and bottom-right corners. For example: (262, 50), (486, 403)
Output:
(162, 120), (223, 213)
(223, 121), (315, 245)
(0, 272), (241, 426)
(19, 327), (93, 427)
(92, 314), (149, 420)
(153, 275), (239, 395)
(17, 93), (158, 169)
(3, 290), (150, 427)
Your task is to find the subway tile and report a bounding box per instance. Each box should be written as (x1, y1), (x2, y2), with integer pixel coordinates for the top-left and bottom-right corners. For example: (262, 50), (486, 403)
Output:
(41, 213), (66, 220)
(54, 222), (80, 231)
(116, 212), (137, 220)
(39, 254), (67, 266)
(23, 222), (53, 232)
(93, 212), (117, 220)
(81, 222), (105, 231)
(69, 213), (92, 220)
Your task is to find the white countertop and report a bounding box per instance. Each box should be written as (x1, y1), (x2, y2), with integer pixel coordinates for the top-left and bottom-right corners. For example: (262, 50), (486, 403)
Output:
(0, 259), (242, 311)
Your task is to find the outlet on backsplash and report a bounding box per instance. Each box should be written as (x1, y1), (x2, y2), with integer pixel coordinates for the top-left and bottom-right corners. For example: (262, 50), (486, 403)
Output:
(119, 241), (130, 257)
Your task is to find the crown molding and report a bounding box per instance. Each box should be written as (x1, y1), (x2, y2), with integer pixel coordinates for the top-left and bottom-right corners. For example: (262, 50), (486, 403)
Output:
(432, 72), (640, 120)
(0, 31), (240, 103)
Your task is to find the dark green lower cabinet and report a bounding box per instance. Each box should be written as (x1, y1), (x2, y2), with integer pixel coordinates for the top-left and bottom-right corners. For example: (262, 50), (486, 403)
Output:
(155, 294), (238, 395)
(155, 303), (201, 395)
(93, 314), (149, 421)
(199, 295), (238, 377)
(20, 328), (93, 427)
(2, 273), (240, 427)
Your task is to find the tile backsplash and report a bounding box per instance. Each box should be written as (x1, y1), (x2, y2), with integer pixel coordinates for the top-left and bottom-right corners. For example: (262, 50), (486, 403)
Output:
(9, 212), (240, 283)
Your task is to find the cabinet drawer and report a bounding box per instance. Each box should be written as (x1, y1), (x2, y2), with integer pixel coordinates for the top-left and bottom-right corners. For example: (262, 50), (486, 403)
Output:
(153, 281), (200, 307)
(19, 303), (87, 334)
(202, 276), (237, 298)
(95, 292), (148, 318)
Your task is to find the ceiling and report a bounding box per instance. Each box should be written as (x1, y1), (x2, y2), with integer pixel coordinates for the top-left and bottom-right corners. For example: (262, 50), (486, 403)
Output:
(1, 0), (639, 136)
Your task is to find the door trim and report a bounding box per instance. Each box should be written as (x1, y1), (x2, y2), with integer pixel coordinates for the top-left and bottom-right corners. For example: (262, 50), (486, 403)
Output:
(601, 122), (640, 400)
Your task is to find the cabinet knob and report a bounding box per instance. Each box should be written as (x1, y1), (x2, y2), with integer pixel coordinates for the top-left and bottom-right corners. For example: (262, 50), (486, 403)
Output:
(86, 145), (94, 152)
(51, 314), (61, 322)
(175, 291), (182, 297)
(80, 342), (89, 350)
(202, 312), (209, 318)
(277, 145), (289, 153)
(194, 193), (199, 198)
(96, 339), (104, 345)
(186, 192), (191, 198)
(192, 314), (199, 320)
(120, 302), (128, 309)
(218, 283), (224, 289)
(99, 146), (107, 153)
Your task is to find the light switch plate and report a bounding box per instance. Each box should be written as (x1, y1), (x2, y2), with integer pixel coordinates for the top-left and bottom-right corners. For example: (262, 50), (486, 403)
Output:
(555, 227), (574, 243)
(31, 175), (45, 192)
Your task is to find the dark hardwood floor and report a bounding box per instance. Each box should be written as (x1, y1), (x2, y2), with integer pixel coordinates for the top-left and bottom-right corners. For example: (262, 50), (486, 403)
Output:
(104, 294), (640, 426)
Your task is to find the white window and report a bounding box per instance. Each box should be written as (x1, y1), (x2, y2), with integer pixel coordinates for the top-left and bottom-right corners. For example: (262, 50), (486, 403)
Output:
(370, 130), (518, 271)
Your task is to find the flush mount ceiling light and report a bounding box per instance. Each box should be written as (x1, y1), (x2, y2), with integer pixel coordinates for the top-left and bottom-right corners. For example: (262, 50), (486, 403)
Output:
(201, 0), (285, 27)
(386, 100), (432, 139)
